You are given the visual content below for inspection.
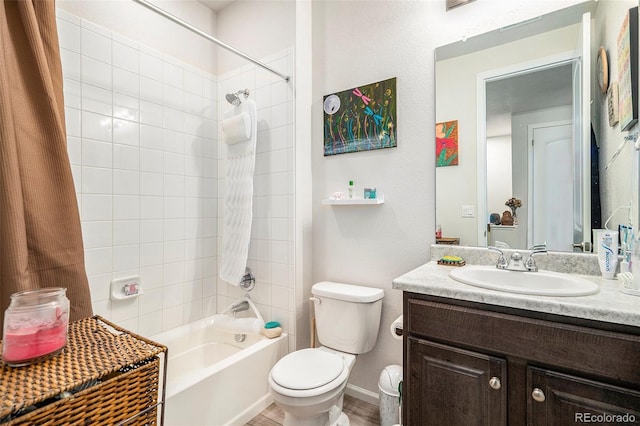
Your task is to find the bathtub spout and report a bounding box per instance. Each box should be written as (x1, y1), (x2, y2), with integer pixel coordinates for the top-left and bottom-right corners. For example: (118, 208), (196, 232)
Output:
(230, 300), (250, 314)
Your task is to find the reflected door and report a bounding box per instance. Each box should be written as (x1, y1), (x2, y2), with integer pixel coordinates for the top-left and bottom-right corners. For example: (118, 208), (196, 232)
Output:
(530, 122), (573, 251)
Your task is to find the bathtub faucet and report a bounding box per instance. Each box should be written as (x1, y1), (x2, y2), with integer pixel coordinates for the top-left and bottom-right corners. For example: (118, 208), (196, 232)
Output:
(230, 300), (250, 314)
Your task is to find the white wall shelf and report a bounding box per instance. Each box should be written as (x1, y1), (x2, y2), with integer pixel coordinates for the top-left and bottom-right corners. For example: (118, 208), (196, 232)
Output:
(321, 193), (385, 205)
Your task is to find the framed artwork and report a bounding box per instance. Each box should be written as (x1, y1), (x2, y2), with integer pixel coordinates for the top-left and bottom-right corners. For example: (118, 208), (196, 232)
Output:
(617, 7), (638, 131)
(323, 78), (397, 156)
(436, 120), (459, 167)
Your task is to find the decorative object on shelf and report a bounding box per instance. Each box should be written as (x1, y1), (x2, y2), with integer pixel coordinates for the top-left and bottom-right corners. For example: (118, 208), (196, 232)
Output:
(436, 120), (458, 167)
(364, 187), (377, 199)
(323, 77), (397, 156)
(617, 7), (638, 131)
(505, 197), (522, 224)
(489, 212), (501, 225)
(608, 82), (620, 126)
(501, 210), (514, 226)
(597, 46), (609, 94)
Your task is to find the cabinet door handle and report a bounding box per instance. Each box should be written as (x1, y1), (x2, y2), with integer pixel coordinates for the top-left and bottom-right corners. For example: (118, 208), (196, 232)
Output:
(489, 377), (501, 390)
(531, 388), (546, 402)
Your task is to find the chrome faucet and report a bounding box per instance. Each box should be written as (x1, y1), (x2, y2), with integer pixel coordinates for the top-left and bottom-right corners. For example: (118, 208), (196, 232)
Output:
(488, 243), (547, 272)
(524, 244), (547, 272)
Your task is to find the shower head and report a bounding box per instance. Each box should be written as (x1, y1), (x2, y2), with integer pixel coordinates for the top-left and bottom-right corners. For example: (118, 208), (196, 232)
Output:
(225, 89), (250, 106)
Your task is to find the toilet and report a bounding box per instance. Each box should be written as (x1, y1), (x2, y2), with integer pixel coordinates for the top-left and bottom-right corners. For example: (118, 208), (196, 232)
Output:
(268, 281), (384, 426)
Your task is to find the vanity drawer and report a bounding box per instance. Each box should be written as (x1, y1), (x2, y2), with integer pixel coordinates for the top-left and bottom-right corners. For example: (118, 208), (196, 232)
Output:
(405, 295), (640, 387)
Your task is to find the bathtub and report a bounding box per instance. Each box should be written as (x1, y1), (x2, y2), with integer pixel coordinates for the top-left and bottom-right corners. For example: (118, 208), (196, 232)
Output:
(151, 316), (288, 426)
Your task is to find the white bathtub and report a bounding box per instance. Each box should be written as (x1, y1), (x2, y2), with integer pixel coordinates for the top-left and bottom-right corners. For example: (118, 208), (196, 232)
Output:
(151, 316), (288, 426)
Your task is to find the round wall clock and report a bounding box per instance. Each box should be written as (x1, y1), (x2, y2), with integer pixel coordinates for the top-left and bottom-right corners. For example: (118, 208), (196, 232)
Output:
(597, 46), (609, 94)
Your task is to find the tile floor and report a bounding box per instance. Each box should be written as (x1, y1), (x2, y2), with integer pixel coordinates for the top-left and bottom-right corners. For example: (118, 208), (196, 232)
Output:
(245, 394), (381, 425)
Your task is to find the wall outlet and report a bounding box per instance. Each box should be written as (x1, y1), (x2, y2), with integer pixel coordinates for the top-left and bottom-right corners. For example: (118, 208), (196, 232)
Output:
(461, 205), (475, 218)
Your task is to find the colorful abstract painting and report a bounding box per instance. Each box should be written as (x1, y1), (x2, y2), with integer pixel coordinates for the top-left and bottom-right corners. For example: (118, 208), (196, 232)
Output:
(436, 120), (458, 167)
(323, 78), (397, 156)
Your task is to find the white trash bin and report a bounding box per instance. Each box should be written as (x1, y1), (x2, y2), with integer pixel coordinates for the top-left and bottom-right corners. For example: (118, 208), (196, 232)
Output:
(378, 364), (403, 426)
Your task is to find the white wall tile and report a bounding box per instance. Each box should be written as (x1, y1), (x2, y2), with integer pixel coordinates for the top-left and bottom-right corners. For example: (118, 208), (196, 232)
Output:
(140, 101), (163, 127)
(141, 196), (163, 219)
(140, 52), (163, 81)
(164, 198), (185, 220)
(82, 221), (113, 249)
(82, 111), (112, 142)
(81, 28), (111, 64)
(113, 68), (140, 97)
(140, 149), (164, 173)
(81, 56), (112, 89)
(114, 169), (139, 195)
(113, 195), (140, 220)
(60, 49), (81, 81)
(57, 18), (81, 53)
(113, 93), (140, 122)
(141, 219), (164, 243)
(140, 124), (164, 150)
(140, 77), (163, 104)
(113, 144), (139, 171)
(113, 119), (139, 146)
(85, 247), (113, 275)
(81, 194), (112, 221)
(64, 79), (81, 109)
(163, 61), (183, 89)
(82, 166), (112, 194)
(113, 41), (139, 73)
(114, 220), (140, 246)
(82, 84), (112, 116)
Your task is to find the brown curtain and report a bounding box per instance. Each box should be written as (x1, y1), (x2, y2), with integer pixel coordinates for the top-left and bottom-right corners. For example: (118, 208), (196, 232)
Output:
(0, 0), (92, 329)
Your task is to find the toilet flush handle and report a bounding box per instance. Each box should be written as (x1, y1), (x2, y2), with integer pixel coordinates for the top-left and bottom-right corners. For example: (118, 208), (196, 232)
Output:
(309, 297), (321, 304)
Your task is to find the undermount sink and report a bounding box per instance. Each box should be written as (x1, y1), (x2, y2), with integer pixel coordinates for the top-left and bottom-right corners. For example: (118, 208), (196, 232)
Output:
(448, 265), (599, 297)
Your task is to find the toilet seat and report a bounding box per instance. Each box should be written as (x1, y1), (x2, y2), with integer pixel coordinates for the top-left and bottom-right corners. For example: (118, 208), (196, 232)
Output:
(272, 348), (344, 390)
(269, 349), (350, 398)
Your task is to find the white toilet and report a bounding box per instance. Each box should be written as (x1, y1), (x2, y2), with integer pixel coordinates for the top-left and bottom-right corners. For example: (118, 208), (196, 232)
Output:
(268, 281), (384, 426)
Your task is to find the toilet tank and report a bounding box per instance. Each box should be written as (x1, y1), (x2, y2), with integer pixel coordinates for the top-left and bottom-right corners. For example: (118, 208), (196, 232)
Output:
(311, 282), (384, 354)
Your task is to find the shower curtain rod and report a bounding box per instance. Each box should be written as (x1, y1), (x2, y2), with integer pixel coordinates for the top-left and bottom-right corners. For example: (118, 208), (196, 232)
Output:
(131, 0), (290, 82)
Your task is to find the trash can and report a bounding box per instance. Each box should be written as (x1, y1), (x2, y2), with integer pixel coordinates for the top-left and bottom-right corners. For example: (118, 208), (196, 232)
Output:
(378, 364), (403, 426)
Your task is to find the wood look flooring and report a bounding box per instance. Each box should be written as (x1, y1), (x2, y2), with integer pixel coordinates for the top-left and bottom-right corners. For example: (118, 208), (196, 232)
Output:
(245, 394), (381, 426)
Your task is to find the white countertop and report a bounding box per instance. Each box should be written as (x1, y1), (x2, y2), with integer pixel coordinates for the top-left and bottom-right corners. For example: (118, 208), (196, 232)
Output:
(392, 260), (640, 328)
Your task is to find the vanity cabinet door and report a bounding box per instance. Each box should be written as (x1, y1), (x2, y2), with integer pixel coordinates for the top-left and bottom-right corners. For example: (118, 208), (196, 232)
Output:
(527, 366), (640, 426)
(407, 337), (507, 426)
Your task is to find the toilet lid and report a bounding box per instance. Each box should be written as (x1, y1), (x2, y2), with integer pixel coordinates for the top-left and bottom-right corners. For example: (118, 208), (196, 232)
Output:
(271, 349), (344, 390)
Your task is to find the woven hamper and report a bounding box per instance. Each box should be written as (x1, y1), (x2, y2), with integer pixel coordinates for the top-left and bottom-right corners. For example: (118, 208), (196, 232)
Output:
(0, 316), (167, 425)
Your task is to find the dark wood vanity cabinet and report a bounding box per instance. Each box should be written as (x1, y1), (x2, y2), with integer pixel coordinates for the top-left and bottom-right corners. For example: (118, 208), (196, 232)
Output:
(403, 293), (640, 425)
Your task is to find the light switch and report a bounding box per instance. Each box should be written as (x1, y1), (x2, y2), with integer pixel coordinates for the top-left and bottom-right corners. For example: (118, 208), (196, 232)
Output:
(462, 205), (475, 218)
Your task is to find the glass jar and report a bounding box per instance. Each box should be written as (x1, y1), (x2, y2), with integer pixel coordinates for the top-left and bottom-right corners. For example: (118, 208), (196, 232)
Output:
(2, 288), (70, 366)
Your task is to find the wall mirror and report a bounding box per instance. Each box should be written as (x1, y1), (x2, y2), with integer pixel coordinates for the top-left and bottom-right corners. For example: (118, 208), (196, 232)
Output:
(435, 0), (640, 253)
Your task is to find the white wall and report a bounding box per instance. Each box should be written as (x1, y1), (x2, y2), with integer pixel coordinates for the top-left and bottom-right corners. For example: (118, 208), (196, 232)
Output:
(311, 0), (585, 398)
(215, 0), (295, 75)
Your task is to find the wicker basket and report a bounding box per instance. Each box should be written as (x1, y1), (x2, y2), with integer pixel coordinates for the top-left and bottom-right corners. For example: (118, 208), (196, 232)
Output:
(0, 316), (167, 425)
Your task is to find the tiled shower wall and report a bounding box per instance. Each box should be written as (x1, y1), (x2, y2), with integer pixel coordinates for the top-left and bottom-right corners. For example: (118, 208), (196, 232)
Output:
(56, 9), (296, 342)
(57, 9), (219, 336)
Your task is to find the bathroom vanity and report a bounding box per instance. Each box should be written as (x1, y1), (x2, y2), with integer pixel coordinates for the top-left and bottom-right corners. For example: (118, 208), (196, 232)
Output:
(393, 249), (640, 425)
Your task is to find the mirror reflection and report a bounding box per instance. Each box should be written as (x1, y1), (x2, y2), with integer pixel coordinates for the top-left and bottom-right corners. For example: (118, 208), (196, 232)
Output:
(435, 0), (639, 253)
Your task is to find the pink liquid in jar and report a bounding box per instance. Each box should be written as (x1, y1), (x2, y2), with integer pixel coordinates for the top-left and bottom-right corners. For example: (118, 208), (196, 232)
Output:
(2, 321), (67, 364)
